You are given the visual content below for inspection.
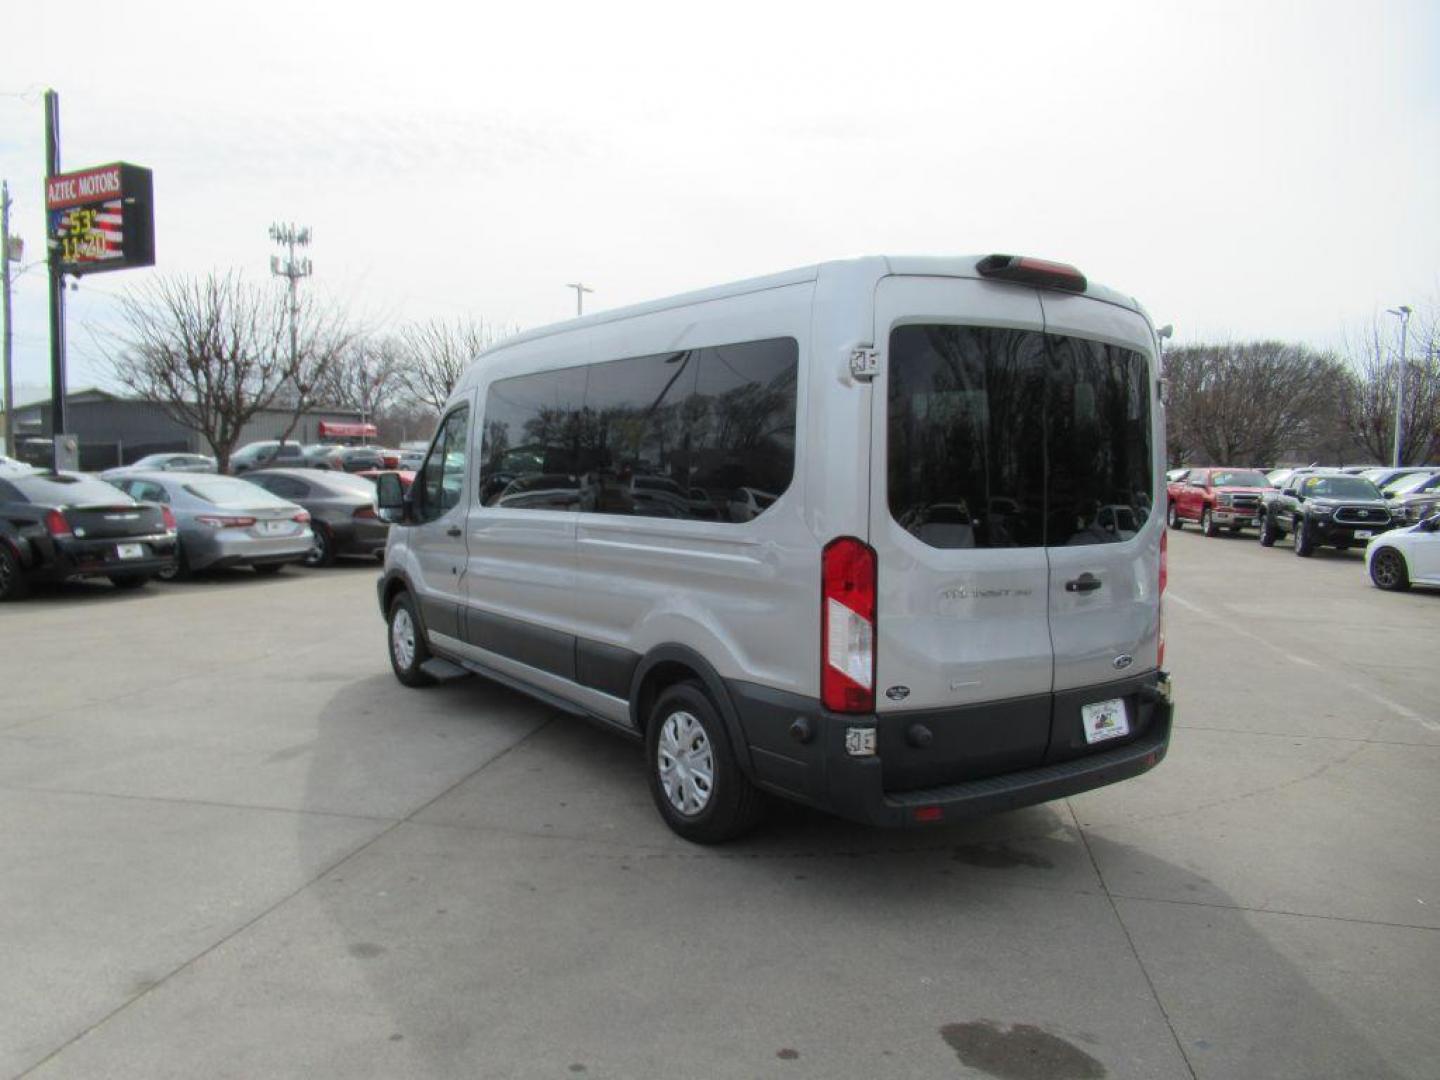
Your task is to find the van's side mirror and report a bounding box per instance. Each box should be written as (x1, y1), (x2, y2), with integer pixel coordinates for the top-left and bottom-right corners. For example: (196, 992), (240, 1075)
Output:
(376, 472), (407, 521)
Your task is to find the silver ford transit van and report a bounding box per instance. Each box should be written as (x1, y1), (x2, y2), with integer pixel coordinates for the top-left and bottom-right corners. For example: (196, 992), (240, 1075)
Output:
(376, 255), (1173, 843)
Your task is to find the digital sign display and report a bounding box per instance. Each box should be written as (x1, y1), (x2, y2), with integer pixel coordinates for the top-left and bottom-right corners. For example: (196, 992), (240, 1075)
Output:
(45, 162), (155, 276)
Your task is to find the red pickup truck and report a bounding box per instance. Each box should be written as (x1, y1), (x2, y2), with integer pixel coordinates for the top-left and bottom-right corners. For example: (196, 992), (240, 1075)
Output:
(1166, 467), (1271, 536)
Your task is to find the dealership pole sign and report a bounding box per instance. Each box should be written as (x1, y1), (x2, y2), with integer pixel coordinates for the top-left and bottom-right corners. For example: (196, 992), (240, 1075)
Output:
(45, 162), (155, 276)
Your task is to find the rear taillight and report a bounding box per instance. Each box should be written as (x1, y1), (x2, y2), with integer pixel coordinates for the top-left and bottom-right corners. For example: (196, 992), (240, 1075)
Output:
(293, 511), (311, 524)
(1158, 529), (1168, 668)
(821, 537), (876, 713)
(44, 509), (73, 539)
(353, 506), (378, 520)
(161, 506), (178, 532)
(976, 253), (1088, 292)
(196, 515), (257, 529)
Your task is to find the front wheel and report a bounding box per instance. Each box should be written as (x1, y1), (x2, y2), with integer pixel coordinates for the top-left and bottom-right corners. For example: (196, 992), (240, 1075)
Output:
(388, 592), (435, 687)
(1258, 515), (1279, 547)
(646, 681), (765, 844)
(1294, 517), (1316, 557)
(1167, 502), (1183, 529)
(1201, 508), (1219, 537)
(1370, 548), (1411, 591)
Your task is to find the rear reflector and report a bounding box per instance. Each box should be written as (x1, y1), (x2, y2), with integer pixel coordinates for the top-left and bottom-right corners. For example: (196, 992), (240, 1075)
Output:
(976, 253), (1088, 293)
(913, 806), (944, 823)
(822, 537), (876, 713)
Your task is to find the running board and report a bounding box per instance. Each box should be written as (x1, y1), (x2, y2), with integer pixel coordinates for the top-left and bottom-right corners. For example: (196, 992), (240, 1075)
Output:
(420, 657), (471, 682)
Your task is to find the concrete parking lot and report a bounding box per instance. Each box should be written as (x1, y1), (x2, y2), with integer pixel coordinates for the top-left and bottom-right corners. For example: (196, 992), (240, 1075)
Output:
(2, 532), (1437, 1080)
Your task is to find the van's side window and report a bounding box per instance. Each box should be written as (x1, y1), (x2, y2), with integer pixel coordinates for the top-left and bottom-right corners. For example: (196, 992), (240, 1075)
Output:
(888, 325), (1151, 549)
(418, 406), (470, 522)
(478, 338), (799, 522)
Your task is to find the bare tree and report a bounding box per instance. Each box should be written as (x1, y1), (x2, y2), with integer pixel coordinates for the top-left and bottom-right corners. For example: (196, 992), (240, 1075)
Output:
(395, 318), (514, 413)
(111, 272), (290, 471)
(316, 335), (404, 429)
(1339, 305), (1440, 465)
(1163, 341), (1346, 466)
(267, 288), (356, 449)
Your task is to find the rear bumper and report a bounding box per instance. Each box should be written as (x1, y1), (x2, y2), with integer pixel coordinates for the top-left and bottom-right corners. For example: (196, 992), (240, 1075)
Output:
(38, 532), (179, 582)
(185, 529), (313, 570)
(726, 671), (1173, 828)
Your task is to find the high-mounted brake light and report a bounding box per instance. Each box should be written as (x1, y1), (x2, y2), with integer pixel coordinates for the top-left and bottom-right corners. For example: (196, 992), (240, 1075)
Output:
(975, 253), (1088, 293)
(822, 537), (876, 713)
(44, 509), (72, 539)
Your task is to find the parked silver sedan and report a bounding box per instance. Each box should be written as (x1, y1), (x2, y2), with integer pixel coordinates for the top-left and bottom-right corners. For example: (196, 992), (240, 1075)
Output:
(108, 472), (314, 577)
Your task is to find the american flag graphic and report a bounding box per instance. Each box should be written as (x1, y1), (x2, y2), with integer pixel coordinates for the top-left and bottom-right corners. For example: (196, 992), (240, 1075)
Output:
(53, 198), (125, 265)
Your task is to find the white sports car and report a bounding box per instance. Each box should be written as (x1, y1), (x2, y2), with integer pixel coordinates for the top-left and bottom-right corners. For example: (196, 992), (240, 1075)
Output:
(1366, 515), (1440, 591)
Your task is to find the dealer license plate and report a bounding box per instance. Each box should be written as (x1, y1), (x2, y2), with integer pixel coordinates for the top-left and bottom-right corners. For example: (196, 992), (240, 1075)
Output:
(259, 520), (290, 535)
(116, 543), (144, 560)
(1354, 530), (1373, 539)
(1081, 698), (1130, 744)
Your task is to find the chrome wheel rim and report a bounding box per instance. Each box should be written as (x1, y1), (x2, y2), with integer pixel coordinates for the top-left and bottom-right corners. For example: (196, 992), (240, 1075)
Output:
(657, 710), (714, 816)
(1374, 552), (1401, 588)
(306, 530), (328, 566)
(1167, 504), (1176, 526)
(391, 606), (416, 670)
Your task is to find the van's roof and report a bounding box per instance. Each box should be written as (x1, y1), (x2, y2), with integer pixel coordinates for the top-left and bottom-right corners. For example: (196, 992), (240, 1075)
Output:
(487, 254), (1149, 355)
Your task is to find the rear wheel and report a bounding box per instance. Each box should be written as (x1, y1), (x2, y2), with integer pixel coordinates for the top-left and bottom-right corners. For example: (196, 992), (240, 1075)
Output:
(157, 545), (189, 581)
(109, 574), (150, 591)
(0, 545), (27, 601)
(1259, 514), (1280, 547)
(1201, 508), (1219, 537)
(1167, 502), (1183, 529)
(388, 592), (435, 687)
(303, 524), (335, 567)
(1369, 548), (1411, 591)
(1293, 517), (1316, 557)
(646, 681), (764, 844)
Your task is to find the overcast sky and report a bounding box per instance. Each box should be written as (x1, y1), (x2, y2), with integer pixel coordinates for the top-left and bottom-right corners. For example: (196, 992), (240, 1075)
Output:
(3, 0), (1437, 403)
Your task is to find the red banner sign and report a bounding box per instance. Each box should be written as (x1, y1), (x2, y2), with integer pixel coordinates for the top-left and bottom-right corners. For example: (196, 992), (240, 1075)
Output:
(46, 165), (124, 211)
(318, 421), (378, 439)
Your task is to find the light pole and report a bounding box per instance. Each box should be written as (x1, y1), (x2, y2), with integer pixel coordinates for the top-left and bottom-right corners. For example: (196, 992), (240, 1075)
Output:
(1386, 305), (1412, 467)
(566, 282), (593, 316)
(2, 180), (18, 456)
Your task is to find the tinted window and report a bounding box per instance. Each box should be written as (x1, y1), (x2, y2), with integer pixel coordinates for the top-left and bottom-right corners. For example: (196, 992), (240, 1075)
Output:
(418, 406), (470, 521)
(888, 326), (1046, 548)
(256, 475), (310, 500)
(0, 479), (20, 502)
(10, 473), (134, 507)
(480, 367), (587, 507)
(888, 326), (1152, 549)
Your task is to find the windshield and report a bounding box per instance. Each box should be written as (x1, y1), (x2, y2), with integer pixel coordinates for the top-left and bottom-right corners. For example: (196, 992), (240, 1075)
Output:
(1385, 472), (1437, 496)
(1301, 476), (1381, 499)
(9, 473), (133, 506)
(1210, 470), (1267, 487)
(184, 477), (291, 507)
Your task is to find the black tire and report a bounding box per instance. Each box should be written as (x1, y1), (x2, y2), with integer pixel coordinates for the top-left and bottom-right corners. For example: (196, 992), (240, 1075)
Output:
(1201, 508), (1219, 537)
(109, 574), (151, 591)
(157, 545), (190, 581)
(646, 680), (765, 844)
(1293, 517), (1315, 557)
(387, 592), (435, 687)
(1167, 502), (1183, 529)
(303, 524), (335, 567)
(252, 563), (285, 576)
(0, 544), (27, 602)
(1369, 548), (1411, 592)
(1259, 514), (1279, 547)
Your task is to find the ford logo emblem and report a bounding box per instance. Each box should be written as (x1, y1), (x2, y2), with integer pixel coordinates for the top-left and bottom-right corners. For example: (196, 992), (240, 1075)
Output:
(1112, 654), (1134, 670)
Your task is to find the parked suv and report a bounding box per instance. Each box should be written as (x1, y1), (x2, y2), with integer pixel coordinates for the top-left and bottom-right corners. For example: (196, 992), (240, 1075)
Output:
(373, 254), (1174, 842)
(1259, 472), (1396, 555)
(1166, 468), (1270, 536)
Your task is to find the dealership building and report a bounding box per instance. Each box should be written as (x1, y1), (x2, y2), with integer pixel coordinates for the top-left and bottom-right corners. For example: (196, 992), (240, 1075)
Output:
(5, 389), (369, 469)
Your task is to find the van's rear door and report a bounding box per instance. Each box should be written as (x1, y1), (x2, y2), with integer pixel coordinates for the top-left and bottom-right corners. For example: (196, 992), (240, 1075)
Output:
(868, 276), (1055, 781)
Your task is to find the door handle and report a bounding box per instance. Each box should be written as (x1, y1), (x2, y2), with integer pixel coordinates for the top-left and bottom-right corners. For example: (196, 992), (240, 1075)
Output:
(1065, 573), (1102, 593)
(446, 526), (463, 538)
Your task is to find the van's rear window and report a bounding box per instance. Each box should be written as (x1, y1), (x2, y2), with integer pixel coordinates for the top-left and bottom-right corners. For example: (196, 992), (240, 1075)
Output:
(888, 325), (1153, 549)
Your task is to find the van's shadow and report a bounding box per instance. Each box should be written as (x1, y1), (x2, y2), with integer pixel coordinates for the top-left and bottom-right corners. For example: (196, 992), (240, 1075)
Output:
(296, 675), (1406, 1080)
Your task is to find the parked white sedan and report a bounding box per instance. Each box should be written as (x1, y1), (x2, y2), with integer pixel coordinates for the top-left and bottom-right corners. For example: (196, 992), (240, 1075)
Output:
(1366, 514), (1440, 591)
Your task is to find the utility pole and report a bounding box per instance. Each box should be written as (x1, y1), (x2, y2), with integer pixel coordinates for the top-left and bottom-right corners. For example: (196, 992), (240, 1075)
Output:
(566, 282), (593, 316)
(2, 180), (18, 456)
(44, 90), (66, 469)
(1387, 305), (1412, 467)
(269, 222), (313, 421)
